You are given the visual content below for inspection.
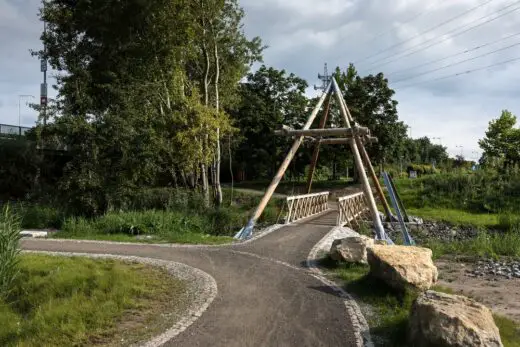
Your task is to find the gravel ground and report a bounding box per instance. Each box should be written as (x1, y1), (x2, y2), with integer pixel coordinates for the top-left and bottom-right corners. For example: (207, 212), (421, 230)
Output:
(468, 259), (520, 280)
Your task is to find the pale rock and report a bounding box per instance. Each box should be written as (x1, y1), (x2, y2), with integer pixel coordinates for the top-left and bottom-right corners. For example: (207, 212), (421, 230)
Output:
(409, 290), (503, 347)
(367, 245), (438, 291)
(329, 235), (374, 264)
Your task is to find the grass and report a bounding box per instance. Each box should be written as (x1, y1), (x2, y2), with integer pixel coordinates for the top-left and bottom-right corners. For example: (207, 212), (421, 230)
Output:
(10, 188), (283, 245)
(322, 257), (520, 347)
(494, 315), (520, 347)
(391, 171), (520, 229)
(319, 257), (417, 346)
(0, 205), (22, 300)
(0, 254), (186, 346)
(407, 207), (499, 228)
(424, 232), (520, 259)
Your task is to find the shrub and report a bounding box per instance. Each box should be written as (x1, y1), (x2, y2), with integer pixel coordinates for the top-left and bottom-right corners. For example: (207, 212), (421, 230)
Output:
(0, 205), (22, 300)
(18, 204), (65, 229)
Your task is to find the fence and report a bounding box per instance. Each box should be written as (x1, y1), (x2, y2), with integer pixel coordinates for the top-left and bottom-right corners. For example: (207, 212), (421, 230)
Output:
(0, 124), (31, 138)
(337, 192), (369, 228)
(285, 191), (330, 224)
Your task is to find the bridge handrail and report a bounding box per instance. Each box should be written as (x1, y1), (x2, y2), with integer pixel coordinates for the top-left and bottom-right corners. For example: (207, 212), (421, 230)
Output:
(337, 192), (369, 227)
(285, 191), (329, 224)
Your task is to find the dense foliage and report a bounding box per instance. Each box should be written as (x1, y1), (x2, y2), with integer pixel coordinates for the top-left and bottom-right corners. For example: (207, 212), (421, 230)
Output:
(479, 109), (520, 169)
(2, 0), (454, 219)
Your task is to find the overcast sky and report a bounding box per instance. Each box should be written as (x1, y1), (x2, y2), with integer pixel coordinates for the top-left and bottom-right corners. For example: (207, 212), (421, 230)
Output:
(2, 0), (520, 159)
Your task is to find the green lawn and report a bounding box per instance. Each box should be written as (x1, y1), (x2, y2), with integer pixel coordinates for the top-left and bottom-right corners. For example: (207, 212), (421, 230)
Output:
(53, 230), (233, 244)
(322, 257), (520, 347)
(0, 254), (186, 346)
(407, 207), (499, 228)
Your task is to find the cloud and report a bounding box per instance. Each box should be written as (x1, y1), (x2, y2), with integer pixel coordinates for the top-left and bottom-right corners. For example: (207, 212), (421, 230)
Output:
(240, 0), (520, 158)
(2, 0), (520, 159)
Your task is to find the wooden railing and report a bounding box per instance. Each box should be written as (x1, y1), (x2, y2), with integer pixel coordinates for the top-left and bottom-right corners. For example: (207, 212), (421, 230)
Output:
(337, 192), (369, 227)
(285, 192), (330, 224)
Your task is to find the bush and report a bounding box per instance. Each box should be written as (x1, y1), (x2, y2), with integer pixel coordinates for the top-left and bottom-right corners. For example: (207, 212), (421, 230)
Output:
(208, 208), (247, 236)
(406, 164), (440, 176)
(0, 205), (21, 300)
(18, 204), (65, 229)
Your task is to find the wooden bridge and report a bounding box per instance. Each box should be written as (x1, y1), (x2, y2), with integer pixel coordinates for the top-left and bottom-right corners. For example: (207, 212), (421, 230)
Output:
(283, 190), (369, 228)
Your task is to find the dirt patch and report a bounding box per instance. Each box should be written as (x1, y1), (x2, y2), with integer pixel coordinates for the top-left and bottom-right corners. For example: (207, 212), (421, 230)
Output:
(436, 257), (520, 323)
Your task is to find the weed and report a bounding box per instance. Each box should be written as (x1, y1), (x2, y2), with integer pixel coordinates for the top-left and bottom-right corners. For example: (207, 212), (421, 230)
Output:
(0, 205), (21, 300)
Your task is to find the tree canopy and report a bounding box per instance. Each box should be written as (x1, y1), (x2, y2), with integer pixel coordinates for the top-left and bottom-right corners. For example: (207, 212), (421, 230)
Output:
(479, 110), (520, 168)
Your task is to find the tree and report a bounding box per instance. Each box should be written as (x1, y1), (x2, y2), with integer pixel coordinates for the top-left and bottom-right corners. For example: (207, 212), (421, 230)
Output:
(479, 110), (520, 168)
(189, 0), (263, 205)
(335, 64), (408, 169)
(230, 66), (309, 180)
(35, 0), (243, 214)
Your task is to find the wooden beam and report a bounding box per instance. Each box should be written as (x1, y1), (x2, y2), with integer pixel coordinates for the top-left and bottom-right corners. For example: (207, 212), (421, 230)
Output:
(320, 135), (378, 145)
(274, 127), (369, 137)
(305, 93), (332, 193)
(331, 77), (387, 240)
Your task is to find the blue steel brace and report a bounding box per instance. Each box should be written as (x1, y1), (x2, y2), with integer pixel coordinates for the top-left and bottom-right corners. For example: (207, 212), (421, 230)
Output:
(382, 172), (415, 246)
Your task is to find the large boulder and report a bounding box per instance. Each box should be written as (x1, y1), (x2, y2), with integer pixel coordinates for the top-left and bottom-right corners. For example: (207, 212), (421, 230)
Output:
(367, 245), (438, 291)
(409, 290), (503, 347)
(329, 235), (374, 264)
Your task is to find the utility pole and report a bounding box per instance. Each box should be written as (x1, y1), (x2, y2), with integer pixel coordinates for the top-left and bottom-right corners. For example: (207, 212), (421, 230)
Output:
(40, 3), (48, 128)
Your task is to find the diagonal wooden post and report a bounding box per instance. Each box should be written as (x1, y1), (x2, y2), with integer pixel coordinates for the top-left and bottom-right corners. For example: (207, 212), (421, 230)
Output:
(339, 86), (393, 221)
(356, 141), (393, 221)
(305, 94), (332, 194)
(235, 82), (333, 240)
(331, 77), (387, 240)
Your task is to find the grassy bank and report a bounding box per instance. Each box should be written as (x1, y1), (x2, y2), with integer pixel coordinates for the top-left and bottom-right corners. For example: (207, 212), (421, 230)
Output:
(322, 257), (520, 347)
(425, 232), (520, 259)
(10, 188), (283, 244)
(393, 171), (520, 229)
(0, 254), (186, 346)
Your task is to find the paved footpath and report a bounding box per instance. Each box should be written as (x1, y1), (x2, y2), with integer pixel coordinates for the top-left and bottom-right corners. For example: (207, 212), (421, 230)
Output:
(21, 211), (359, 347)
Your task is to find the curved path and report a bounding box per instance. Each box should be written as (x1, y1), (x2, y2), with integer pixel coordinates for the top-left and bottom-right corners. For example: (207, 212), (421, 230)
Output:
(21, 211), (360, 347)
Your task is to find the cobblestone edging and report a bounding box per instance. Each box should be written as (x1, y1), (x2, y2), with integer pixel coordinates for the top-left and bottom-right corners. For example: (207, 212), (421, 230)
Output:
(306, 227), (374, 347)
(22, 251), (218, 347)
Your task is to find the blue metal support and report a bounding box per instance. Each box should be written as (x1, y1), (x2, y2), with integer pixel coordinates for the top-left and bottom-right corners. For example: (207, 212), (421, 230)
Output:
(382, 172), (415, 246)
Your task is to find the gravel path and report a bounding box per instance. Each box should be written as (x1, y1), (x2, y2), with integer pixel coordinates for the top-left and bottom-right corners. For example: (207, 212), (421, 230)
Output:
(21, 211), (363, 347)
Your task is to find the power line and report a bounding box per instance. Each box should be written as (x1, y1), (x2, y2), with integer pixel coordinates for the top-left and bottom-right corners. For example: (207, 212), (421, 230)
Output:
(365, 0), (520, 70)
(355, 0), (495, 65)
(392, 41), (520, 84)
(395, 55), (520, 89)
(356, 0), (446, 49)
(387, 31), (520, 77)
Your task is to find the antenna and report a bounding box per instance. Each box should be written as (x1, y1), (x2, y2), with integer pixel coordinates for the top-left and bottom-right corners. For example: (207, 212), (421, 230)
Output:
(314, 63), (331, 91)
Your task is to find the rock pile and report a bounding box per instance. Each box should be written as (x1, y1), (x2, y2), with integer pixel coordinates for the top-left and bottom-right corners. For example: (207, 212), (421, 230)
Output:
(329, 229), (504, 347)
(409, 290), (503, 347)
(468, 259), (520, 279)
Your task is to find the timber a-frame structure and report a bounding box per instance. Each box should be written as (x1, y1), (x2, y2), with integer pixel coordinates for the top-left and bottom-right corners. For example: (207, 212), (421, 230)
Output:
(235, 74), (393, 242)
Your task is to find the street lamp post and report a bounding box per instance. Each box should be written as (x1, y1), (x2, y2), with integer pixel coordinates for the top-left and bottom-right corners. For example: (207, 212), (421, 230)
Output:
(18, 94), (35, 133)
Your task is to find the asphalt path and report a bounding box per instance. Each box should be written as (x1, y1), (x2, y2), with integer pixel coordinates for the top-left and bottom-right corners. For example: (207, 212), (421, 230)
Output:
(21, 211), (359, 347)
